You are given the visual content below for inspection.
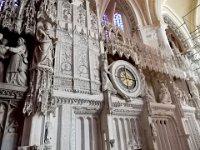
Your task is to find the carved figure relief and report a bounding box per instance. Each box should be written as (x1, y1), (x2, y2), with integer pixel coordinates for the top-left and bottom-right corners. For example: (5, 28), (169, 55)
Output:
(90, 11), (97, 30)
(78, 50), (88, 78)
(6, 37), (28, 86)
(7, 111), (19, 134)
(63, 2), (72, 23)
(0, 33), (9, 82)
(172, 82), (185, 105)
(159, 83), (172, 104)
(77, 6), (86, 26)
(23, 2), (57, 115)
(33, 21), (57, 69)
(93, 54), (100, 81)
(0, 103), (6, 138)
(44, 121), (53, 144)
(100, 52), (116, 94)
(182, 91), (190, 106)
(187, 79), (200, 108)
(61, 46), (72, 75)
(145, 86), (156, 103)
(188, 79), (199, 99)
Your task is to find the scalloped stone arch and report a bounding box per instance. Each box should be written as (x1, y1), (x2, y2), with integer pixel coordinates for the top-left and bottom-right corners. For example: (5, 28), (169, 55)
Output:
(162, 5), (193, 50)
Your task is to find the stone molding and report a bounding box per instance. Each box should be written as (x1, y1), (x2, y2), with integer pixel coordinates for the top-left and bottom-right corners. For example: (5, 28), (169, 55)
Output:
(0, 83), (27, 99)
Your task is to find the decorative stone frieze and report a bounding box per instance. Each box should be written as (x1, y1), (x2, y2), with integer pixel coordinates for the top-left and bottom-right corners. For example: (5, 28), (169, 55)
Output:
(102, 23), (187, 79)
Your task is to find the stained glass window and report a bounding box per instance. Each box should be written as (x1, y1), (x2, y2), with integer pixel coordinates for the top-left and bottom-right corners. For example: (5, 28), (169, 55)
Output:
(102, 14), (108, 23)
(113, 12), (124, 30)
(102, 14), (109, 38)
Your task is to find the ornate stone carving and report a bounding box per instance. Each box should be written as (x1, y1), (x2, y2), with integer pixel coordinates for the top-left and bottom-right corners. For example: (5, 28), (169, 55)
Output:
(159, 83), (172, 104)
(23, 1), (57, 115)
(100, 52), (116, 94)
(32, 20), (57, 69)
(61, 45), (72, 76)
(62, 1), (72, 23)
(90, 11), (98, 31)
(163, 15), (189, 50)
(78, 49), (89, 78)
(0, 103), (6, 137)
(187, 79), (200, 109)
(76, 5), (86, 27)
(103, 23), (187, 79)
(145, 86), (156, 103)
(44, 121), (53, 144)
(5, 37), (28, 86)
(0, 33), (9, 82)
(172, 82), (185, 105)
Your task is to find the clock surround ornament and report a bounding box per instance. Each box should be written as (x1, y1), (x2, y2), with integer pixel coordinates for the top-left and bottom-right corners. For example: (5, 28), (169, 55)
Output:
(109, 60), (143, 99)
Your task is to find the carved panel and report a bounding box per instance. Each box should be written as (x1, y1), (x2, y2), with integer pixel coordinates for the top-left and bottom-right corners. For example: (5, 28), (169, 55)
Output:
(61, 44), (72, 76)
(62, 1), (72, 23)
(90, 11), (98, 31)
(76, 6), (86, 27)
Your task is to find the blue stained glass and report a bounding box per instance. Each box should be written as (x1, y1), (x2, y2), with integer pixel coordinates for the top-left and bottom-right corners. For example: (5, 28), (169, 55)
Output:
(113, 12), (124, 30)
(102, 14), (108, 22)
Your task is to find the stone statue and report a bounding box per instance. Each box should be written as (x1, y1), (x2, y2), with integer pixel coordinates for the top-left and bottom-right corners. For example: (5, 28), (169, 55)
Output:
(182, 91), (189, 106)
(150, 122), (157, 141)
(33, 21), (57, 69)
(159, 83), (172, 104)
(145, 86), (156, 103)
(0, 33), (9, 82)
(187, 79), (200, 108)
(44, 121), (53, 144)
(139, 68), (145, 91)
(0, 103), (5, 137)
(188, 80), (199, 99)
(6, 37), (28, 86)
(172, 82), (185, 105)
(101, 52), (116, 94)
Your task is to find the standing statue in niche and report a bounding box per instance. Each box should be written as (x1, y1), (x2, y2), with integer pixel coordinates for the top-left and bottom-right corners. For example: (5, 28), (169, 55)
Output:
(187, 79), (200, 108)
(0, 103), (6, 138)
(33, 20), (57, 69)
(0, 33), (9, 82)
(145, 86), (156, 103)
(182, 91), (190, 106)
(44, 121), (53, 144)
(6, 37), (28, 86)
(172, 82), (185, 105)
(101, 52), (116, 94)
(159, 83), (172, 104)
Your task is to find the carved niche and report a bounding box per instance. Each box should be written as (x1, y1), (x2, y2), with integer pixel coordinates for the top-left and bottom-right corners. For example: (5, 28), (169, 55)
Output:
(0, 33), (28, 86)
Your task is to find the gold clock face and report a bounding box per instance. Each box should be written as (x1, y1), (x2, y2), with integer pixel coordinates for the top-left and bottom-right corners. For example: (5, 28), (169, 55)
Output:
(117, 67), (136, 90)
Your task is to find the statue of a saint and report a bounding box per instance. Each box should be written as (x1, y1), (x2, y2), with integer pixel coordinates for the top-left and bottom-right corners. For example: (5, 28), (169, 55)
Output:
(159, 83), (172, 104)
(6, 37), (28, 86)
(172, 82), (186, 105)
(33, 21), (57, 69)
